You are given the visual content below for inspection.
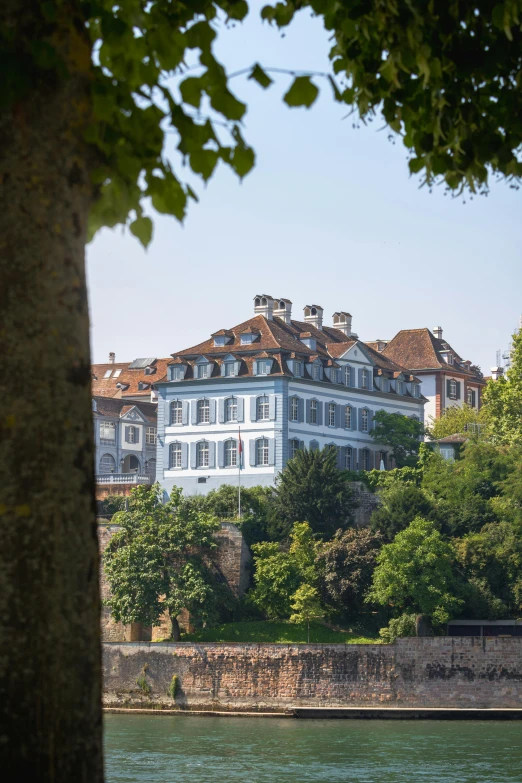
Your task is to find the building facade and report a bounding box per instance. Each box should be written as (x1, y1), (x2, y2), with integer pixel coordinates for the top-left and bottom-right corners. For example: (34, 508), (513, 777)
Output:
(156, 296), (426, 496)
(375, 326), (485, 426)
(93, 396), (158, 498)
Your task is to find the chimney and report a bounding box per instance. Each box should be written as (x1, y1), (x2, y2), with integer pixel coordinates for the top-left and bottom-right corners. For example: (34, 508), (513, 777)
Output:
(273, 298), (292, 324)
(491, 366), (504, 380)
(253, 294), (274, 320)
(433, 326), (443, 340)
(109, 352), (116, 364)
(304, 304), (323, 331)
(332, 311), (354, 337)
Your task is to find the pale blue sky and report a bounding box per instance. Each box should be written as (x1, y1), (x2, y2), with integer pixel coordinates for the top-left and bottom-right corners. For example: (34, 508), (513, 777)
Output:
(86, 3), (521, 373)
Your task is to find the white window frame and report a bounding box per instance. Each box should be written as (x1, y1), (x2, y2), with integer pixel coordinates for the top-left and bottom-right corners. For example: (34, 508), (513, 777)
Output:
(103, 369), (112, 379)
(113, 369), (122, 378)
(100, 421), (115, 441)
(256, 438), (269, 466)
(225, 439), (237, 467)
(170, 400), (183, 425)
(361, 368), (369, 389)
(171, 366), (184, 381)
(344, 406), (352, 429)
(225, 397), (238, 423)
(197, 363), (209, 379)
(344, 366), (352, 386)
(197, 399), (210, 424)
(310, 399), (318, 424)
(127, 426), (136, 444)
(290, 396), (299, 422)
(169, 442), (182, 469)
(257, 395), (270, 421)
(361, 409), (369, 433)
(449, 379), (457, 400)
(257, 360), (270, 375)
(197, 441), (209, 467)
(146, 427), (157, 445)
(289, 439), (300, 459)
(328, 403), (335, 427)
(224, 362), (235, 377)
(240, 334), (253, 345)
(293, 362), (302, 377)
(344, 447), (352, 470)
(312, 363), (321, 381)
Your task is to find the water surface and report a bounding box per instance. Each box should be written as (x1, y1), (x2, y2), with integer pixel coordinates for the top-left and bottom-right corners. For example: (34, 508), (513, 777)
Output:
(105, 713), (522, 783)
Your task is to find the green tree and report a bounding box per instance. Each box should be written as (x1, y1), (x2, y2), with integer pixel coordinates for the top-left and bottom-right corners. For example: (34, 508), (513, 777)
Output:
(368, 517), (463, 628)
(370, 482), (435, 542)
(186, 483), (273, 546)
(4, 2), (522, 776)
(104, 485), (222, 641)
(483, 329), (522, 446)
(289, 584), (325, 643)
(249, 522), (317, 618)
(370, 411), (425, 468)
(428, 403), (486, 441)
(316, 528), (382, 615)
(270, 447), (353, 539)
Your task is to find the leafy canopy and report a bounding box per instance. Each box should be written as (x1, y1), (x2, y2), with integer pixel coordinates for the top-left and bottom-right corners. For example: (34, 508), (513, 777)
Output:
(482, 329), (522, 446)
(428, 403), (486, 442)
(271, 446), (354, 539)
(5, 1), (522, 248)
(370, 410), (425, 467)
(368, 516), (463, 626)
(104, 484), (222, 634)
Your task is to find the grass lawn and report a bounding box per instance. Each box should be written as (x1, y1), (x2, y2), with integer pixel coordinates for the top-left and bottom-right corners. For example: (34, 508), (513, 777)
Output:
(180, 620), (380, 645)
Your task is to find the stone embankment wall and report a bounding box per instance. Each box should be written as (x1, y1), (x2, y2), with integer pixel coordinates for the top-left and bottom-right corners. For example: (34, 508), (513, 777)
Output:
(349, 481), (381, 527)
(103, 637), (522, 711)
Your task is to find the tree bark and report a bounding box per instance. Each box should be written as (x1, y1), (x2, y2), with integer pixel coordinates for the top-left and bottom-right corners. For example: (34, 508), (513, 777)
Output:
(0, 2), (103, 780)
(170, 615), (181, 642)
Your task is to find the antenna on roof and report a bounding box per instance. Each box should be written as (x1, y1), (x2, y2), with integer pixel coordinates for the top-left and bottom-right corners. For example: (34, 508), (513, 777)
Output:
(496, 349), (501, 366)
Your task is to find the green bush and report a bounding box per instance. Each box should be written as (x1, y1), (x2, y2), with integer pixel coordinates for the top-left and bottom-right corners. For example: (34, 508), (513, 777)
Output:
(136, 671), (151, 694)
(379, 613), (417, 643)
(168, 675), (179, 699)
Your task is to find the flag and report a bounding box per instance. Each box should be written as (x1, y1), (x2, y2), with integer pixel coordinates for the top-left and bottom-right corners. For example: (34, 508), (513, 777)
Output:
(238, 426), (243, 470)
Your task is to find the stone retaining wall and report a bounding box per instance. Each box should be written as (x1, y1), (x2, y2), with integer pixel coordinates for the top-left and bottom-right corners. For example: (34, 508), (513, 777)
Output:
(103, 637), (522, 711)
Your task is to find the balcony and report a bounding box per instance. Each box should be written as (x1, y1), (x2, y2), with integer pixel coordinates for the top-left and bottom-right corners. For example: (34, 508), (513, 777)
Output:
(95, 473), (151, 485)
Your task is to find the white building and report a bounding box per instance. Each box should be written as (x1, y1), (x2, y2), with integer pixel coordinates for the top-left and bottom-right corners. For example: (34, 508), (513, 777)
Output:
(155, 296), (426, 495)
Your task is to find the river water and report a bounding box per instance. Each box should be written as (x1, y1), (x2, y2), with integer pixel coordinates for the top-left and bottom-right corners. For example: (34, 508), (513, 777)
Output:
(105, 714), (522, 783)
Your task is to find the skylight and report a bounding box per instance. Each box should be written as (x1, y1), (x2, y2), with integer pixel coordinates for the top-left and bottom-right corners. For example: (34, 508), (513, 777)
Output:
(103, 370), (112, 378)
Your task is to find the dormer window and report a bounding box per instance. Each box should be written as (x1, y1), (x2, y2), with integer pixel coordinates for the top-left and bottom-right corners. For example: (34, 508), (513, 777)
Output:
(292, 361), (303, 377)
(396, 380), (404, 395)
(138, 381), (150, 391)
(240, 334), (253, 345)
(312, 363), (322, 381)
(300, 333), (316, 350)
(214, 336), (226, 347)
(170, 365), (186, 381)
(103, 370), (112, 379)
(195, 357), (212, 379)
(224, 362), (236, 377)
(144, 366), (156, 375)
(256, 359), (271, 376)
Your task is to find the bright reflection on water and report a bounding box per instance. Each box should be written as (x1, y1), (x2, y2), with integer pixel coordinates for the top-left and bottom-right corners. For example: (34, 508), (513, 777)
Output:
(105, 714), (522, 783)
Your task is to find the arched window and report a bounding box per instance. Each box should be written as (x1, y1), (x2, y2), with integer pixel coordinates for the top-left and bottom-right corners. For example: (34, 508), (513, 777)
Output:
(146, 457), (157, 478)
(360, 449), (370, 470)
(289, 439), (300, 459)
(170, 400), (183, 425)
(257, 395), (270, 421)
(344, 366), (353, 386)
(169, 443), (182, 469)
(344, 406), (352, 429)
(344, 447), (352, 470)
(310, 399), (318, 424)
(225, 439), (237, 467)
(309, 440), (319, 451)
(197, 441), (209, 467)
(328, 402), (336, 427)
(361, 409), (369, 432)
(225, 397), (237, 422)
(197, 398), (210, 424)
(361, 368), (369, 389)
(256, 438), (269, 466)
(99, 453), (116, 474)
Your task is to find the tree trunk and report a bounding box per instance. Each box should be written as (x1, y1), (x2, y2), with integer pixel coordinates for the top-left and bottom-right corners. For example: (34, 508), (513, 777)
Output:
(0, 3), (103, 780)
(170, 614), (181, 642)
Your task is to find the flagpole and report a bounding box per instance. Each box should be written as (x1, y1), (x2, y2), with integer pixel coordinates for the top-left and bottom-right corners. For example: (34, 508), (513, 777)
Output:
(238, 426), (242, 519)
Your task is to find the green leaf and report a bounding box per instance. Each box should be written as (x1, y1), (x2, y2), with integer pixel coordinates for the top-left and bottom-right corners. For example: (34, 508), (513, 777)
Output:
(149, 174), (187, 221)
(248, 63), (273, 89)
(231, 145), (255, 179)
(179, 77), (204, 108)
(185, 21), (216, 51)
(409, 158), (425, 174)
(129, 216), (153, 248)
(189, 149), (219, 181)
(208, 86), (246, 121)
(283, 76), (319, 109)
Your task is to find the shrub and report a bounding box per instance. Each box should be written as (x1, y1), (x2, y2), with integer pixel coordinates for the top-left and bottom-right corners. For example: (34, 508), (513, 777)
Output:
(168, 675), (179, 700)
(379, 613), (417, 643)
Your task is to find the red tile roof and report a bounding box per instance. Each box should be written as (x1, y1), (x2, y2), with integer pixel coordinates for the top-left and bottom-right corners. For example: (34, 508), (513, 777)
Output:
(92, 395), (157, 423)
(92, 358), (169, 399)
(382, 328), (484, 382)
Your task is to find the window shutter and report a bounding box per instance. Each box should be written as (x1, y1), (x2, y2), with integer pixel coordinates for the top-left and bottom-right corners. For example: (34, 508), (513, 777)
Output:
(182, 401), (189, 426)
(358, 368), (363, 388)
(288, 397), (293, 419)
(217, 441), (225, 468)
(135, 427), (139, 444)
(268, 438), (275, 466)
(358, 408), (363, 431)
(209, 399), (217, 424)
(181, 443), (188, 469)
(298, 397), (304, 423)
(250, 397), (257, 422)
(317, 401), (323, 426)
(208, 441), (216, 468)
(190, 443), (197, 469)
(352, 447), (358, 470)
(237, 397), (244, 422)
(306, 398), (311, 424)
(191, 401), (198, 425)
(324, 401), (329, 424)
(446, 379), (451, 397)
(234, 361), (240, 376)
(220, 363), (226, 377)
(336, 447), (343, 470)
(218, 398), (225, 424)
(269, 394), (277, 421)
(125, 427), (129, 443)
(369, 409), (375, 430)
(299, 440), (305, 451)
(351, 409), (357, 431)
(249, 440), (256, 467)
(335, 404), (341, 429)
(456, 382), (461, 400)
